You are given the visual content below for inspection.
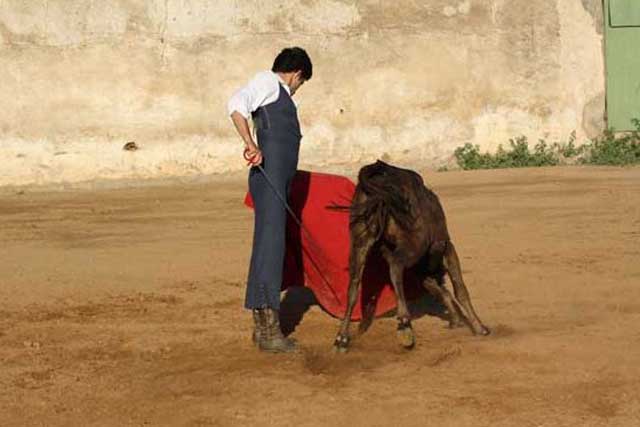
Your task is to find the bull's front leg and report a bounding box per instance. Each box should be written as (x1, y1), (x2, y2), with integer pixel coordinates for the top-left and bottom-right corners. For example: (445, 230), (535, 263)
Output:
(334, 237), (373, 353)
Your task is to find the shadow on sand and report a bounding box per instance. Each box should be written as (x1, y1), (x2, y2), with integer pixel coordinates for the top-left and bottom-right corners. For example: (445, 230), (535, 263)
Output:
(279, 285), (450, 337)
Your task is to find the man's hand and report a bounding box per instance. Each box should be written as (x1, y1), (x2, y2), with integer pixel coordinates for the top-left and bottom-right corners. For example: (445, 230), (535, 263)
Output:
(244, 144), (263, 166)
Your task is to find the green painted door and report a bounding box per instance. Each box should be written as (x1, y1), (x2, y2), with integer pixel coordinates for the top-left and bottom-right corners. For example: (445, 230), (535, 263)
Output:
(605, 0), (640, 131)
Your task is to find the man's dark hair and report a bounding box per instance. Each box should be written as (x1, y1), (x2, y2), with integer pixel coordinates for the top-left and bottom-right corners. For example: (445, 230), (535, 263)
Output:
(272, 47), (313, 80)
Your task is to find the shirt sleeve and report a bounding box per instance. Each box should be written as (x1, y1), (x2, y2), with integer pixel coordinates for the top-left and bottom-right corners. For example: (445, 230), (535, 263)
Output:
(227, 71), (280, 119)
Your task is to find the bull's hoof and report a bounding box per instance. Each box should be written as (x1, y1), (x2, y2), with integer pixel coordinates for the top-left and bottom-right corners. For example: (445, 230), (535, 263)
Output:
(478, 325), (491, 336)
(334, 345), (348, 354)
(396, 320), (415, 350)
(471, 323), (491, 336)
(333, 335), (350, 353)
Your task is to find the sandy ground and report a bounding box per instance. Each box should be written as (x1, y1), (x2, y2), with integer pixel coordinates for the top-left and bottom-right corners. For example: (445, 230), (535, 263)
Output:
(1, 166), (639, 427)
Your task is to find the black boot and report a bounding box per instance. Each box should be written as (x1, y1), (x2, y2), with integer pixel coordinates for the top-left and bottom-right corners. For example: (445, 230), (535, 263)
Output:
(251, 309), (267, 346)
(258, 308), (297, 353)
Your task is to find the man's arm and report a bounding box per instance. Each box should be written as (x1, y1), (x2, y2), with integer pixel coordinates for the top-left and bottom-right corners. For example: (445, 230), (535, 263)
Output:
(230, 111), (262, 165)
(227, 72), (279, 166)
(230, 111), (255, 149)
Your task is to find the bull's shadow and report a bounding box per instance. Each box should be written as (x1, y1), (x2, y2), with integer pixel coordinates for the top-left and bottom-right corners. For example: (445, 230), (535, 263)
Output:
(280, 276), (449, 338)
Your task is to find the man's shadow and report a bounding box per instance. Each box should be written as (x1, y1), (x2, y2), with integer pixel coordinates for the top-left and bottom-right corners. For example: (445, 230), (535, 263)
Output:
(279, 286), (318, 337)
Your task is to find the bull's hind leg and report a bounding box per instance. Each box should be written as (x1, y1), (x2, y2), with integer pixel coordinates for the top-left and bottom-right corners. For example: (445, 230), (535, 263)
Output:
(422, 277), (465, 329)
(334, 232), (374, 352)
(443, 242), (490, 336)
(381, 248), (415, 349)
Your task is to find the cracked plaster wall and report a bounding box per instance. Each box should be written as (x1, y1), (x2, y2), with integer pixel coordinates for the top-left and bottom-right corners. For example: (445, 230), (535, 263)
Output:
(0, 0), (605, 186)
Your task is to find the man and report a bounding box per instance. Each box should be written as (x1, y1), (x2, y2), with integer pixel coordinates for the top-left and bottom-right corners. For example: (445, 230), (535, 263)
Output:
(227, 47), (312, 353)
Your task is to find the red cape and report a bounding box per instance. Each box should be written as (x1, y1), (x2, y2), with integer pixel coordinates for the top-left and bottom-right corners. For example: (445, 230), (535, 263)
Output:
(244, 170), (426, 320)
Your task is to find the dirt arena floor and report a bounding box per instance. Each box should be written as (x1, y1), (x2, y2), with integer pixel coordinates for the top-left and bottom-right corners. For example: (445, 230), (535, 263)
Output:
(1, 166), (639, 426)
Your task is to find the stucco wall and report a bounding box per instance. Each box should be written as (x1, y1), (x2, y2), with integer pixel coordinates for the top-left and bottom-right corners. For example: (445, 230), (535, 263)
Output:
(0, 0), (604, 186)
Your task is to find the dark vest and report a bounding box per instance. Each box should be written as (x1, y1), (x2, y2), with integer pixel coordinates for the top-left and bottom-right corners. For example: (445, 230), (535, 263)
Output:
(251, 84), (302, 164)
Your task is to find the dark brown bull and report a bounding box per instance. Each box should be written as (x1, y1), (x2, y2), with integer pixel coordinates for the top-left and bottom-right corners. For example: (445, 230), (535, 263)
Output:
(334, 160), (490, 352)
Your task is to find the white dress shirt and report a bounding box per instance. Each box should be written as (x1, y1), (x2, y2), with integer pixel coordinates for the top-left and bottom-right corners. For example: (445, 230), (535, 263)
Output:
(227, 71), (292, 119)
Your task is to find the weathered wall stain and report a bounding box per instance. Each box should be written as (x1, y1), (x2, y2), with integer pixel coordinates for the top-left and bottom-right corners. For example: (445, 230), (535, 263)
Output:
(0, 0), (605, 186)
(581, 0), (604, 35)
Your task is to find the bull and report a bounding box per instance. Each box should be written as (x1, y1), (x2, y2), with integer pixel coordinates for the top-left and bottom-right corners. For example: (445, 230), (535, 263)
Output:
(334, 160), (490, 352)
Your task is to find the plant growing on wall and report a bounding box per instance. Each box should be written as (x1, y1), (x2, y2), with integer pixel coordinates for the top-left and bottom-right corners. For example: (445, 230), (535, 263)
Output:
(453, 120), (640, 170)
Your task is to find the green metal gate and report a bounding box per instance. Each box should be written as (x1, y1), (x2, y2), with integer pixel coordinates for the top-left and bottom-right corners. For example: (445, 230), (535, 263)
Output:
(605, 0), (640, 131)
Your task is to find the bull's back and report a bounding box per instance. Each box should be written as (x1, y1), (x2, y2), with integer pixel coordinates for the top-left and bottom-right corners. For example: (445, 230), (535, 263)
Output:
(359, 160), (451, 244)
